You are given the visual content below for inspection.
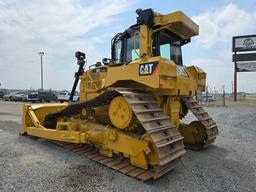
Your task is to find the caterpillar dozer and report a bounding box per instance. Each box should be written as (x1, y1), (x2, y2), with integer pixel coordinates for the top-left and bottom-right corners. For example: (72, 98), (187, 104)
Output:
(20, 9), (218, 181)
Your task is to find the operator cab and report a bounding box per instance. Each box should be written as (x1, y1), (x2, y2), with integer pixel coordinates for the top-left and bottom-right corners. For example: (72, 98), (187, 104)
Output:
(109, 8), (197, 67)
(112, 26), (186, 65)
(113, 24), (192, 65)
(111, 27), (186, 66)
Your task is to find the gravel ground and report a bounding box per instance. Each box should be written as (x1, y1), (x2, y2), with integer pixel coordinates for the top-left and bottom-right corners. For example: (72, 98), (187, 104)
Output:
(0, 101), (255, 192)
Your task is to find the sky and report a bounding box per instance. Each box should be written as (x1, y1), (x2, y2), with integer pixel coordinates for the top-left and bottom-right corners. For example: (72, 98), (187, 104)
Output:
(0, 0), (256, 92)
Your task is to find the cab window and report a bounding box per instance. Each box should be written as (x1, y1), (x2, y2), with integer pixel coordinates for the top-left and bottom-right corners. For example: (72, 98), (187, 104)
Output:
(160, 44), (170, 60)
(153, 30), (183, 65)
(114, 39), (122, 63)
(126, 33), (140, 63)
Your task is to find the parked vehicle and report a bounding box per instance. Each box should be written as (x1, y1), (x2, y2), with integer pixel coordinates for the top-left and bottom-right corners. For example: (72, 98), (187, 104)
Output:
(3, 93), (14, 101)
(197, 93), (216, 103)
(203, 95), (216, 102)
(12, 93), (28, 102)
(3, 91), (26, 101)
(0, 90), (8, 99)
(57, 91), (79, 102)
(28, 91), (57, 103)
(27, 92), (38, 102)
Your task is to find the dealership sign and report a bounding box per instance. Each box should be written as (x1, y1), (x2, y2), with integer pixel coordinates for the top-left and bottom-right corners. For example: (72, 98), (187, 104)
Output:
(233, 35), (256, 52)
(232, 34), (256, 101)
(232, 34), (256, 71)
(237, 62), (256, 72)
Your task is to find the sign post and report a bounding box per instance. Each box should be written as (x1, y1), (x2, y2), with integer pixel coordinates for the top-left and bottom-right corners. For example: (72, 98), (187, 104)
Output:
(232, 34), (256, 101)
(234, 56), (237, 101)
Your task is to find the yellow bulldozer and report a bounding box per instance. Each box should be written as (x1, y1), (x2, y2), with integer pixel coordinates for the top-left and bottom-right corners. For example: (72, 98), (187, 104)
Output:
(20, 9), (218, 181)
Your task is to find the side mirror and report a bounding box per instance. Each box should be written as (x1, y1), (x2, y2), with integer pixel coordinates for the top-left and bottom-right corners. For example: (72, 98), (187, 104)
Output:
(102, 58), (112, 65)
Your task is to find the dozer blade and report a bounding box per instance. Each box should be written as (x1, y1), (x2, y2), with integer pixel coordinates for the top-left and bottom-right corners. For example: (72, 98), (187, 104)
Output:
(20, 103), (68, 134)
(19, 103), (85, 143)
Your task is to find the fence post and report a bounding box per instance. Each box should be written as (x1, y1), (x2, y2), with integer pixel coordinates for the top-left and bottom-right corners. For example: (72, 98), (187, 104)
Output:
(222, 85), (226, 107)
(206, 85), (209, 106)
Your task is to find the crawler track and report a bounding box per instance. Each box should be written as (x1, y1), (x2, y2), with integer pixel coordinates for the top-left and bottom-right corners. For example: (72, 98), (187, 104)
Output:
(181, 96), (219, 149)
(50, 141), (181, 181)
(44, 88), (185, 180)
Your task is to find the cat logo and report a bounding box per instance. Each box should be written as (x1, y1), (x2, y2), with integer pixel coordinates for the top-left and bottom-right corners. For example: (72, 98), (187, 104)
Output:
(139, 62), (158, 76)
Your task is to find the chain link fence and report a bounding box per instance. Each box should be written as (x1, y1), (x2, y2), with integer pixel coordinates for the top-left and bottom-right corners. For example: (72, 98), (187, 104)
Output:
(197, 91), (256, 106)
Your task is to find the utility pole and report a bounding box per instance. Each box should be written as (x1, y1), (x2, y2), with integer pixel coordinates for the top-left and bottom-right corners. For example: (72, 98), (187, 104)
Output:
(39, 52), (44, 90)
(231, 81), (233, 95)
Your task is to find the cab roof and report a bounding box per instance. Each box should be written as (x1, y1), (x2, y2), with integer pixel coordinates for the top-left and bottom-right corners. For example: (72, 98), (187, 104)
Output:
(153, 11), (199, 40)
